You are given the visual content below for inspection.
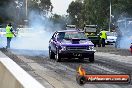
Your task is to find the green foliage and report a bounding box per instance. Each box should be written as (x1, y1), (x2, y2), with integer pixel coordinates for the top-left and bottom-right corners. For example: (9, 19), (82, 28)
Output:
(0, 0), (12, 24)
(67, 1), (83, 27)
(0, 0), (10, 6)
(29, 0), (53, 14)
(51, 14), (62, 23)
(50, 14), (68, 29)
(67, 0), (132, 29)
(0, 0), (53, 23)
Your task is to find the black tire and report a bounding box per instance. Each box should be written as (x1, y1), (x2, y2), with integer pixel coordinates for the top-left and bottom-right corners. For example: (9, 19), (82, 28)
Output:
(89, 53), (94, 62)
(56, 49), (61, 62)
(49, 47), (55, 59)
(94, 43), (96, 47)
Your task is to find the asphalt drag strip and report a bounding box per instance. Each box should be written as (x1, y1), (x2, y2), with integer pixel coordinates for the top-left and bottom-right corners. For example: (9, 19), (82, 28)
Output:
(0, 48), (132, 88)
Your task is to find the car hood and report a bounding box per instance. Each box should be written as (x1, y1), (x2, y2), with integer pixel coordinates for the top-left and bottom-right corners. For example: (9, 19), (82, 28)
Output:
(107, 36), (117, 39)
(59, 39), (94, 46)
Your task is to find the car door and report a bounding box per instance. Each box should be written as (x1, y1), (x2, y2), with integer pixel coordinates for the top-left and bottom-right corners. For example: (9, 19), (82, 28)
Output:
(50, 32), (58, 53)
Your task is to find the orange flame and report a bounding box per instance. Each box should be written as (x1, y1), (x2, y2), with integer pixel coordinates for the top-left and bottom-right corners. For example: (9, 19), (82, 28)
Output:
(77, 65), (86, 76)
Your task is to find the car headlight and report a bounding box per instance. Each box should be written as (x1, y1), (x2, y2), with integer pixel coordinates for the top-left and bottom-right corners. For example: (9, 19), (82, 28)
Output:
(89, 46), (94, 50)
(61, 46), (66, 50)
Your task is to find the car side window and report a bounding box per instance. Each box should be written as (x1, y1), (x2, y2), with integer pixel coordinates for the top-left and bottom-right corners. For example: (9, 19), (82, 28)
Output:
(52, 32), (57, 40)
(57, 32), (65, 40)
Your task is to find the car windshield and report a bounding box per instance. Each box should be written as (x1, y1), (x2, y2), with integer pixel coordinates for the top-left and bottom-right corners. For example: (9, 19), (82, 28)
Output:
(106, 32), (117, 36)
(58, 32), (87, 39)
(85, 27), (96, 32)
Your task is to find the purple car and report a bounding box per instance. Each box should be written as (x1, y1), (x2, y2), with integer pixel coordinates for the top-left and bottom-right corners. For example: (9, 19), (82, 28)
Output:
(49, 30), (96, 62)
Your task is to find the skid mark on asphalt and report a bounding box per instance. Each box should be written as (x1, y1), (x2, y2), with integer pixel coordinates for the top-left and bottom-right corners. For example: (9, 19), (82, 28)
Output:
(94, 56), (132, 74)
(1, 48), (132, 88)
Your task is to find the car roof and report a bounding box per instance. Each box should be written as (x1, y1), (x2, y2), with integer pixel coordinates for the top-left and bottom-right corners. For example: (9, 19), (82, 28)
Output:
(57, 30), (84, 32)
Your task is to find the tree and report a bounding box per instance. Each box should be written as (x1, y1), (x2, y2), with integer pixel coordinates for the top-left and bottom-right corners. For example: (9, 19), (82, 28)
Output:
(67, 0), (132, 29)
(0, 0), (11, 23)
(0, 0), (53, 24)
(67, 1), (83, 27)
(29, 0), (53, 15)
(0, 0), (10, 6)
(50, 14), (68, 30)
(78, 0), (110, 28)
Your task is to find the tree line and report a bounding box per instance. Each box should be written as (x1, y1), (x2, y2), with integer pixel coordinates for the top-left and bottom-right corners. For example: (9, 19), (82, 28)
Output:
(1, 0), (132, 29)
(67, 0), (132, 29)
(0, 0), (68, 29)
(0, 0), (53, 25)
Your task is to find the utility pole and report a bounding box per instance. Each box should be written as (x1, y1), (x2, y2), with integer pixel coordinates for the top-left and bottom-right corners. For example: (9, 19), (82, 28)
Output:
(109, 0), (112, 32)
(15, 0), (23, 27)
(26, 0), (28, 18)
(24, 0), (28, 27)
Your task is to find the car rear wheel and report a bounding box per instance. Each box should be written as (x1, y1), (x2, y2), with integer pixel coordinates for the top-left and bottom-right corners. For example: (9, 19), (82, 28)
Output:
(89, 54), (94, 62)
(56, 49), (61, 62)
(49, 48), (55, 59)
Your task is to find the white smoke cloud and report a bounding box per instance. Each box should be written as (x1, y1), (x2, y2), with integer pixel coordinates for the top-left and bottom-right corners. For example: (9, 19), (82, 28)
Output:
(116, 17), (132, 49)
(10, 11), (61, 50)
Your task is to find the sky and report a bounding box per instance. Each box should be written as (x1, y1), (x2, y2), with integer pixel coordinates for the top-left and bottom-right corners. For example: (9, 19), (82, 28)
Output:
(51, 0), (75, 15)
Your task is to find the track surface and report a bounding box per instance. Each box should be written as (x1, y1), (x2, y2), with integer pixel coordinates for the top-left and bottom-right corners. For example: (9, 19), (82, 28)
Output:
(0, 46), (132, 88)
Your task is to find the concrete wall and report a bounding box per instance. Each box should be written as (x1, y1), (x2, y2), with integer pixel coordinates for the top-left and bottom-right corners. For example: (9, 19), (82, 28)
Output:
(0, 62), (23, 88)
(0, 51), (45, 88)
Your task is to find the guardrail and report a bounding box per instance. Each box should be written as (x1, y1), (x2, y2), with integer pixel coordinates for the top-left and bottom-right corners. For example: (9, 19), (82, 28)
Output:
(0, 51), (45, 88)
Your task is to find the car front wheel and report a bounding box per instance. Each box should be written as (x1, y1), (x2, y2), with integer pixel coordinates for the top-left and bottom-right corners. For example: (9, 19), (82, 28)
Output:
(49, 47), (55, 59)
(56, 49), (61, 62)
(89, 54), (94, 62)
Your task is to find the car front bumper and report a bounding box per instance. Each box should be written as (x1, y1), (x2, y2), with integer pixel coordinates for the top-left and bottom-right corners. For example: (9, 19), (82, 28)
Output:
(59, 50), (96, 58)
(105, 40), (116, 43)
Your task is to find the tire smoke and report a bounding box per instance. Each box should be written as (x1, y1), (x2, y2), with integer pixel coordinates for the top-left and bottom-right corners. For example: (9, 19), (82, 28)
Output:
(10, 11), (61, 51)
(116, 18), (132, 49)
